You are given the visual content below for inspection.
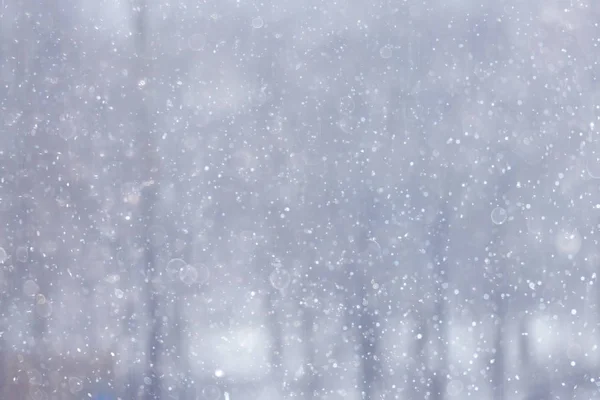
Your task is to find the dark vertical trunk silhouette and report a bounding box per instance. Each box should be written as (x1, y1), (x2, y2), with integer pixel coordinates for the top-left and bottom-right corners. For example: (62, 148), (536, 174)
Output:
(429, 201), (449, 400)
(255, 11), (290, 394)
(351, 192), (382, 399)
(525, 370), (551, 400)
(124, 298), (141, 399)
(266, 286), (285, 391)
(174, 229), (193, 400)
(346, 193), (384, 400)
(301, 305), (319, 398)
(358, 295), (380, 400)
(489, 227), (509, 400)
(411, 308), (430, 399)
(110, 240), (138, 399)
(346, 230), (382, 400)
(518, 315), (542, 400)
(492, 291), (507, 400)
(518, 317), (530, 372)
(15, 0), (50, 367)
(489, 168), (515, 400)
(389, 86), (432, 400)
(172, 292), (190, 399)
(0, 19), (8, 385)
(292, 247), (320, 399)
(131, 0), (161, 398)
(5, 8), (34, 392)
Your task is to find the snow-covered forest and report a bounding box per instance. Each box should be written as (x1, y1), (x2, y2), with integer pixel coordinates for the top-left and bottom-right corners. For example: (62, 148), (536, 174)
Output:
(1, 0), (600, 399)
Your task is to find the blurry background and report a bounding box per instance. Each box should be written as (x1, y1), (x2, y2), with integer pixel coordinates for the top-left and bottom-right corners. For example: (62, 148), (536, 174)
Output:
(1, 0), (600, 399)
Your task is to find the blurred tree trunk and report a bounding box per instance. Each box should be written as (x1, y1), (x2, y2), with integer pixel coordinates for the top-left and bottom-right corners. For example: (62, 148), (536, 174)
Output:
(525, 372), (551, 400)
(124, 297), (141, 399)
(489, 168), (515, 400)
(0, 3), (32, 388)
(174, 229), (193, 400)
(411, 308), (430, 399)
(131, 0), (161, 398)
(346, 249), (382, 400)
(518, 315), (549, 400)
(518, 316), (530, 372)
(357, 296), (381, 400)
(492, 291), (507, 400)
(265, 279), (285, 392)
(14, 0), (51, 368)
(301, 305), (319, 398)
(388, 85), (433, 400)
(172, 293), (190, 399)
(429, 201), (449, 400)
(345, 191), (385, 400)
(256, 10), (290, 394)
